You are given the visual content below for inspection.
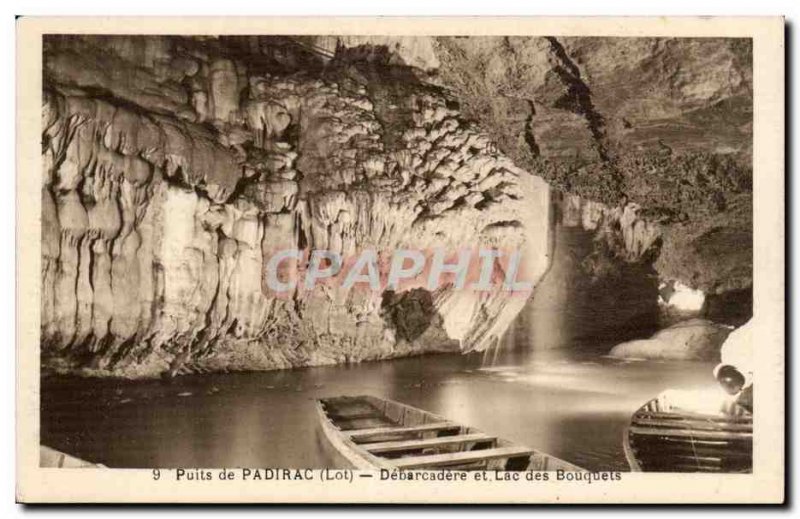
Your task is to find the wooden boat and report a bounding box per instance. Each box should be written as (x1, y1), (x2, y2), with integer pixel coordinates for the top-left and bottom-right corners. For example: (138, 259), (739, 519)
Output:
(316, 395), (585, 471)
(623, 393), (752, 473)
(40, 445), (106, 468)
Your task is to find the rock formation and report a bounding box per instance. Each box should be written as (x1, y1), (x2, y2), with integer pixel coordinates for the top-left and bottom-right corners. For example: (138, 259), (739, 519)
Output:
(40, 35), (752, 377)
(41, 35), (550, 377)
(430, 36), (753, 298)
(609, 318), (733, 361)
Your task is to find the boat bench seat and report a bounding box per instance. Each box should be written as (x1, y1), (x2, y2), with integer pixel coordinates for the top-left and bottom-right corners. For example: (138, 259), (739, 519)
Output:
(363, 433), (495, 454)
(345, 422), (460, 441)
(390, 446), (534, 469)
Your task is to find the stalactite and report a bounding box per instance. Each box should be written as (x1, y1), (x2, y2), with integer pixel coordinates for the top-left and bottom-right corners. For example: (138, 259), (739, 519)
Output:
(38, 36), (578, 377)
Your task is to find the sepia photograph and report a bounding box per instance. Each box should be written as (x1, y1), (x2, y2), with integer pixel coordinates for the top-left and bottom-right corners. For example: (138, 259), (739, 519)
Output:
(15, 15), (785, 504)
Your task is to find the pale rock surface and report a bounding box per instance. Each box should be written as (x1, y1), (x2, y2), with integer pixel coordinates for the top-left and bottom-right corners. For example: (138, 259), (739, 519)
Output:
(307, 36), (440, 72)
(609, 318), (733, 361)
(41, 35), (551, 377)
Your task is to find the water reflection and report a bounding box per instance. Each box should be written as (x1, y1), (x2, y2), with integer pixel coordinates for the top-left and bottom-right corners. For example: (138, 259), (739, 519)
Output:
(41, 348), (715, 471)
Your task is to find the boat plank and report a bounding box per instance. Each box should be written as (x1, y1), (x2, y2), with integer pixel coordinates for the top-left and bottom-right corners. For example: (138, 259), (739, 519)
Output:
(635, 412), (751, 423)
(632, 418), (752, 431)
(364, 433), (494, 454)
(632, 443), (752, 459)
(629, 426), (752, 441)
(390, 446), (533, 469)
(345, 422), (458, 440)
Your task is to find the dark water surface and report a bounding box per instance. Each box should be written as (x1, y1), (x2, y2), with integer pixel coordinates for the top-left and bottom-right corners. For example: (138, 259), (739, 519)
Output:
(40, 225), (717, 471)
(41, 349), (716, 471)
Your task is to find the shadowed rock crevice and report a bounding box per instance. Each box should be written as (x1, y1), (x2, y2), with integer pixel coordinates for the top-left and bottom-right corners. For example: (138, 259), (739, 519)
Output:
(522, 99), (541, 158)
(381, 289), (436, 342)
(545, 37), (609, 160)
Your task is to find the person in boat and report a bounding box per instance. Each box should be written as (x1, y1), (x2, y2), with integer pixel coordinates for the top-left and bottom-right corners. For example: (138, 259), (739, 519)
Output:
(713, 319), (753, 412)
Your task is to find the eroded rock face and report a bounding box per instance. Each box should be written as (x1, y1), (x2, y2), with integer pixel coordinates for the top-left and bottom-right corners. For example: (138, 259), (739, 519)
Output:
(431, 36), (752, 296)
(560, 194), (661, 263)
(304, 36), (441, 72)
(41, 35), (551, 377)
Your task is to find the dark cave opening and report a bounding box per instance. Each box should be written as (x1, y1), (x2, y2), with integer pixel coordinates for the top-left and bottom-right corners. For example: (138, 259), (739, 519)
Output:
(380, 288), (436, 343)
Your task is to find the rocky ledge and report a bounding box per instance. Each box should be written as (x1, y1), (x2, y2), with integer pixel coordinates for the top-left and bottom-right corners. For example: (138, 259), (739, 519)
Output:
(609, 318), (733, 362)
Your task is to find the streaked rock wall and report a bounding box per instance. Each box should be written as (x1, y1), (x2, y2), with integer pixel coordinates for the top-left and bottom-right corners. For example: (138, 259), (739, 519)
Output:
(41, 35), (552, 377)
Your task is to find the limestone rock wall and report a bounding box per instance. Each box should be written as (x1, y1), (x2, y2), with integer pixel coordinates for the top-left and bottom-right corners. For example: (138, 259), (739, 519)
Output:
(305, 35), (752, 295)
(41, 36), (551, 377)
(430, 36), (753, 296)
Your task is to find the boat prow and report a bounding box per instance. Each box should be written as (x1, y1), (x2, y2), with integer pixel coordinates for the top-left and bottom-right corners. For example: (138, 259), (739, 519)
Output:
(316, 395), (585, 471)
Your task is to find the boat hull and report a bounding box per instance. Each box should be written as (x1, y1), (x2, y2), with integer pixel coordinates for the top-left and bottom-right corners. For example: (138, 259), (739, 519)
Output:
(624, 394), (753, 473)
(317, 395), (584, 471)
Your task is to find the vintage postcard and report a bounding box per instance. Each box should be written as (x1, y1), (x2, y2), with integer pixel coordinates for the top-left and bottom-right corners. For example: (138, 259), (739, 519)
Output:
(16, 16), (784, 504)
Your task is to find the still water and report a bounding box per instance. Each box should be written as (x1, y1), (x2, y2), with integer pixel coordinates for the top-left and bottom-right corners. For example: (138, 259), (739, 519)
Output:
(40, 226), (718, 471)
(41, 348), (716, 471)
